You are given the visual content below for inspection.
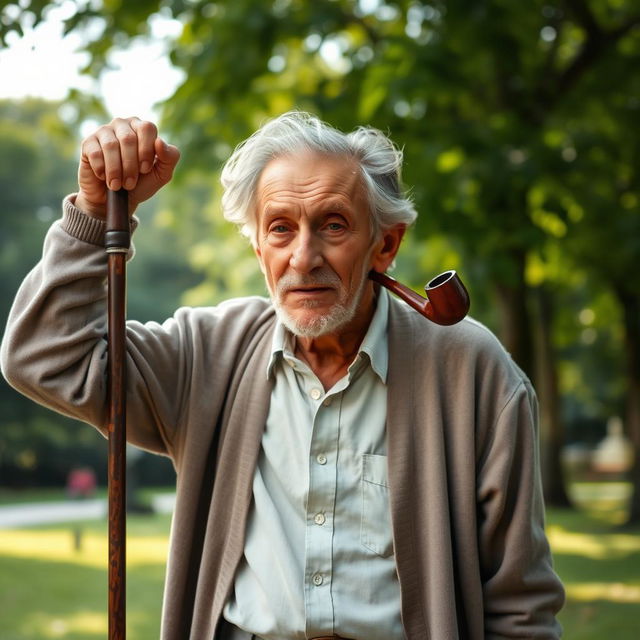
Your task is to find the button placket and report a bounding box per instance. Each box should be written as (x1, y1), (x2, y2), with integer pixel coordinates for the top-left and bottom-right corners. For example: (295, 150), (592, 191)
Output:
(304, 376), (339, 630)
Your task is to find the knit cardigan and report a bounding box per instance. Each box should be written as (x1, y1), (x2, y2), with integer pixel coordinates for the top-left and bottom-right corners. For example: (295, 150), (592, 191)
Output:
(1, 199), (564, 639)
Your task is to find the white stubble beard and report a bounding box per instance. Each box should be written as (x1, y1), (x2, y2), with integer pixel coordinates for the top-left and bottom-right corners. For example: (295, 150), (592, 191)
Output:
(269, 259), (372, 338)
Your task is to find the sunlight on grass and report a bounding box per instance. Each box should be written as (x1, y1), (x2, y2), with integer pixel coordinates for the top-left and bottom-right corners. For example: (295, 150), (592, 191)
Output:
(546, 484), (640, 638)
(567, 582), (640, 603)
(0, 529), (105, 567)
(21, 611), (106, 639)
(0, 515), (170, 639)
(547, 525), (640, 559)
(0, 526), (168, 568)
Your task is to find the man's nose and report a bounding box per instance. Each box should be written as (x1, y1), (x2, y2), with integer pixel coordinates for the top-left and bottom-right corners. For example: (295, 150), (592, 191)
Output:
(289, 232), (323, 273)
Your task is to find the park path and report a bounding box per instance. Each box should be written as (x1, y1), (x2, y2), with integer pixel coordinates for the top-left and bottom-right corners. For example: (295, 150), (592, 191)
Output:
(0, 493), (175, 528)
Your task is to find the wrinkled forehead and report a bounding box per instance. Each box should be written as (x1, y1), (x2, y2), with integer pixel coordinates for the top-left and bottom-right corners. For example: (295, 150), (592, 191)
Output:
(255, 150), (368, 207)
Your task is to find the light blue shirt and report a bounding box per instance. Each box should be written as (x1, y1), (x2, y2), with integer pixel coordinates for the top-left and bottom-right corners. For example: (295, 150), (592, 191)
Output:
(223, 288), (404, 639)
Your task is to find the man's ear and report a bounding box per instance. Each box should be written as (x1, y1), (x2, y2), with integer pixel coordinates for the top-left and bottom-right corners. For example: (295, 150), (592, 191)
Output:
(253, 244), (266, 275)
(370, 224), (406, 273)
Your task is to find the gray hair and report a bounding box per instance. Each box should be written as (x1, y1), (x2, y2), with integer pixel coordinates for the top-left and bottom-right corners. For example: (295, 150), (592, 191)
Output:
(220, 111), (417, 245)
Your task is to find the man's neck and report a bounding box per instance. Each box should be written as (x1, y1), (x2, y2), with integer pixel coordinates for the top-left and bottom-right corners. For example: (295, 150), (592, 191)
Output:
(294, 304), (374, 391)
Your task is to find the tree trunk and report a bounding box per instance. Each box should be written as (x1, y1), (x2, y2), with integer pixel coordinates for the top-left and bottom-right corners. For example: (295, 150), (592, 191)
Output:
(616, 288), (640, 526)
(533, 286), (572, 508)
(493, 251), (535, 380)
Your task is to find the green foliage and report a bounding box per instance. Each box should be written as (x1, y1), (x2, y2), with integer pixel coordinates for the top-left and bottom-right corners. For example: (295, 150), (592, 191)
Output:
(144, 167), (266, 307)
(4, 2), (636, 280)
(0, 99), (184, 488)
(1, 1), (639, 478)
(0, 99), (83, 487)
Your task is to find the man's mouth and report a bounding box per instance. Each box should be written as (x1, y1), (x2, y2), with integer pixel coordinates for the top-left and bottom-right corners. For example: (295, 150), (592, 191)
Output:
(287, 286), (333, 294)
(276, 270), (342, 300)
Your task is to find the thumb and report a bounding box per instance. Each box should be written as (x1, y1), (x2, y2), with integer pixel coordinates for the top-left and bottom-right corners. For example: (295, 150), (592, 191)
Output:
(128, 138), (181, 211)
(153, 137), (181, 184)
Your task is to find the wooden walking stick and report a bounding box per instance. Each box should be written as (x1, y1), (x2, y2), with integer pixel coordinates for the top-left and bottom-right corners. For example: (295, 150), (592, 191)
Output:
(106, 187), (130, 640)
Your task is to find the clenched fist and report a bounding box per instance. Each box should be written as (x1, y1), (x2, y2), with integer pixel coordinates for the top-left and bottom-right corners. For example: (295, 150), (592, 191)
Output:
(75, 116), (181, 218)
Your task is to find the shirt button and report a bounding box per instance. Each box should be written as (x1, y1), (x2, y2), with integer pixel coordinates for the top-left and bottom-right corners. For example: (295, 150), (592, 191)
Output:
(310, 388), (322, 400)
(316, 453), (327, 465)
(312, 574), (323, 586)
(322, 397), (332, 406)
(314, 512), (326, 525)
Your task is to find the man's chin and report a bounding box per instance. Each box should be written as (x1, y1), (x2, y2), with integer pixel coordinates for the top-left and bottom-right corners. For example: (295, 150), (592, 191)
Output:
(275, 304), (354, 338)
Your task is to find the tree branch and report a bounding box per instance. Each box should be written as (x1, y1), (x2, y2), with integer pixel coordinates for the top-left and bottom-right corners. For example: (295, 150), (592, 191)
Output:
(537, 5), (640, 117)
(564, 0), (601, 38)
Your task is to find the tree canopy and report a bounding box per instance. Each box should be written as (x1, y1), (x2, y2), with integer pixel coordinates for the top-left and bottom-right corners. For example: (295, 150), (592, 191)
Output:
(1, 0), (639, 517)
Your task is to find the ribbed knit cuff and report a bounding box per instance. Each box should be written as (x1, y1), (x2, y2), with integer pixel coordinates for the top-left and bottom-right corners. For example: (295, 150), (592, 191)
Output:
(61, 194), (139, 246)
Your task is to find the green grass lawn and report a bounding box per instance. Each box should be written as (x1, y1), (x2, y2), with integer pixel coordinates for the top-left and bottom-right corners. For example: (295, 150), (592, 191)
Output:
(549, 508), (640, 638)
(0, 484), (638, 638)
(548, 481), (640, 638)
(0, 514), (170, 639)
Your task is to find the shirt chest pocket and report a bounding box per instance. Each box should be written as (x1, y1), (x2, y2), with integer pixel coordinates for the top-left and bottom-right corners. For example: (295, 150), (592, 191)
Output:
(360, 453), (394, 558)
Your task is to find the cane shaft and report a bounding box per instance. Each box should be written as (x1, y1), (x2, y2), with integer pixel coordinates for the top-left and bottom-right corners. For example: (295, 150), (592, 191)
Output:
(106, 188), (129, 640)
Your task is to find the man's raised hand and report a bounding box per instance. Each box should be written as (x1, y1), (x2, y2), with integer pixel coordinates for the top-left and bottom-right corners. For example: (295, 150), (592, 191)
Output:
(75, 117), (180, 218)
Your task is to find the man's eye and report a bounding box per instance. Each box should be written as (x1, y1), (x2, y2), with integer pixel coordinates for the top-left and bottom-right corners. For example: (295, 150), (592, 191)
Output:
(270, 224), (289, 233)
(326, 222), (345, 231)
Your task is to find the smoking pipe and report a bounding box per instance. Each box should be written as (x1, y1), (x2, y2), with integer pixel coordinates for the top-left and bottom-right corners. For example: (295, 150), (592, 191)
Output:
(369, 269), (470, 325)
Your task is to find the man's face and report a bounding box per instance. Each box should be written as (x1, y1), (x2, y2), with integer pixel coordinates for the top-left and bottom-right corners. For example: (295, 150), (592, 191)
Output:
(254, 151), (387, 338)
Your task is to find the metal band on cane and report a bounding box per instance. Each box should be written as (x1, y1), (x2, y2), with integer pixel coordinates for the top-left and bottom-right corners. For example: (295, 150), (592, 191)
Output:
(105, 231), (131, 253)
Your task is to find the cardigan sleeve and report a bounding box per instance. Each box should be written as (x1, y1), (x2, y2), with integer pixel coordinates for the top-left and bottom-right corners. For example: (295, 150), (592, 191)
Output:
(0, 197), (193, 458)
(476, 378), (565, 638)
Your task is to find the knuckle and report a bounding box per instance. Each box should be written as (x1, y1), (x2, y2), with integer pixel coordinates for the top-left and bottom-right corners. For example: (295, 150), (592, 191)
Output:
(118, 130), (138, 146)
(138, 120), (158, 137)
(87, 148), (104, 163)
(81, 138), (96, 154)
(102, 138), (120, 152)
(97, 124), (114, 136)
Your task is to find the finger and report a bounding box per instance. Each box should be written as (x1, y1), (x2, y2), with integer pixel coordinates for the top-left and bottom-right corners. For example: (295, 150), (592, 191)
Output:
(129, 118), (158, 174)
(80, 134), (107, 183)
(111, 118), (139, 191)
(94, 126), (123, 191)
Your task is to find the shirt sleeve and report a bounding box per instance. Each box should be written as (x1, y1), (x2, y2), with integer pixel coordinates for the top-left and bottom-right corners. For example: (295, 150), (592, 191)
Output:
(0, 196), (190, 458)
(476, 378), (565, 639)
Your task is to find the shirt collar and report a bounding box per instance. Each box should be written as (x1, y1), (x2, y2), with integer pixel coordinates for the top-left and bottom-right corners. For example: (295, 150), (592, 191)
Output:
(266, 287), (389, 383)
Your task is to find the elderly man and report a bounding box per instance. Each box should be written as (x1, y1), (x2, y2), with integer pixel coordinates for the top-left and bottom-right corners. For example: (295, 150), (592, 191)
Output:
(1, 112), (564, 639)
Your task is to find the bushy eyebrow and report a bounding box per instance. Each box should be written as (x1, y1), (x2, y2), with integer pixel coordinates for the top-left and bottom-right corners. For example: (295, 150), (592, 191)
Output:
(261, 204), (282, 219)
(262, 199), (351, 219)
(323, 201), (350, 214)
(259, 205), (288, 226)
